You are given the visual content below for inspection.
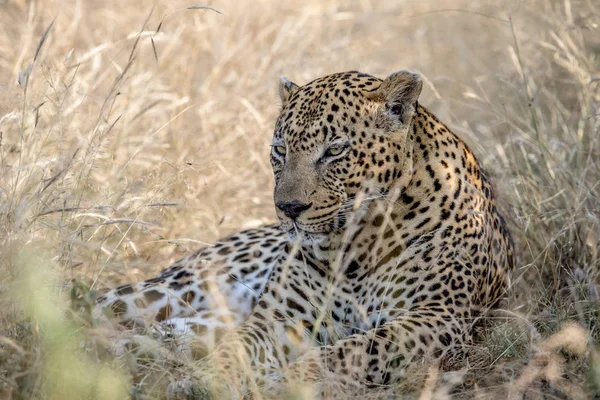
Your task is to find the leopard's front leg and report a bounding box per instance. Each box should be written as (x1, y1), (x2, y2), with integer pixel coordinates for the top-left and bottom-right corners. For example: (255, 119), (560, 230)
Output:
(200, 299), (322, 396)
(190, 252), (329, 398)
(282, 307), (469, 398)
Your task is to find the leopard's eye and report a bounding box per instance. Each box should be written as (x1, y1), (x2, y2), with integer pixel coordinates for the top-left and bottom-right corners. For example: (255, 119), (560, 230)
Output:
(325, 146), (344, 157)
(273, 145), (287, 157)
(323, 144), (348, 159)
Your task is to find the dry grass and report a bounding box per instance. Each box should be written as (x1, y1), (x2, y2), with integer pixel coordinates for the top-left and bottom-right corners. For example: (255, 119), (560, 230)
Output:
(0, 0), (599, 398)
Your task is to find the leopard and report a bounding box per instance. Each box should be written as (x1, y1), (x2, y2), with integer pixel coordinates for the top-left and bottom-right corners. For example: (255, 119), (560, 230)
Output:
(94, 69), (515, 398)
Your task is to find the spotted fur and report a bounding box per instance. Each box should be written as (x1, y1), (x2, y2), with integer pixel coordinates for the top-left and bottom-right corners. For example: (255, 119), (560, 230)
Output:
(95, 70), (515, 398)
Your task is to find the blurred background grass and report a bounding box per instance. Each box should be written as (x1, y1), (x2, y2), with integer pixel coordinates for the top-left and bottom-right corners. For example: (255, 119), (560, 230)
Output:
(0, 0), (598, 398)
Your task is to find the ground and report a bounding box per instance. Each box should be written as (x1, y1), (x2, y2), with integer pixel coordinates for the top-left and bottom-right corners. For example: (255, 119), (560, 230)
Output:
(0, 0), (599, 399)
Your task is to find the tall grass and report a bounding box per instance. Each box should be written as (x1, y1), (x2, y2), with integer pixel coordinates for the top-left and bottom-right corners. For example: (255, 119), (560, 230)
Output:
(0, 0), (598, 398)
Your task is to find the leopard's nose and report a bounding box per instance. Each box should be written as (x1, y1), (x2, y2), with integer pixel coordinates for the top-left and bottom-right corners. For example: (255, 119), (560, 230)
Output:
(276, 201), (312, 220)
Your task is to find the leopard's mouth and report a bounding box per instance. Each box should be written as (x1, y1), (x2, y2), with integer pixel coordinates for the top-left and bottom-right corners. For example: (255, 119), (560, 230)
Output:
(277, 197), (372, 241)
(275, 198), (360, 243)
(279, 215), (354, 245)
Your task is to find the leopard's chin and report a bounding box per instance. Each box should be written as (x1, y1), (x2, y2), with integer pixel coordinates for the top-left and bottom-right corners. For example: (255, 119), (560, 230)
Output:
(280, 224), (330, 245)
(300, 232), (329, 244)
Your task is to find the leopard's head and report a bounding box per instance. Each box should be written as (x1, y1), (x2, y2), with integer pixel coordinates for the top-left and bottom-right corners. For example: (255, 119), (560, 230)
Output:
(271, 70), (423, 241)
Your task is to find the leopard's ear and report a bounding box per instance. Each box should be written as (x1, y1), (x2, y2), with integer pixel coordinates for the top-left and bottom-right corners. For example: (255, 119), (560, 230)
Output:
(371, 70), (423, 128)
(278, 76), (299, 105)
